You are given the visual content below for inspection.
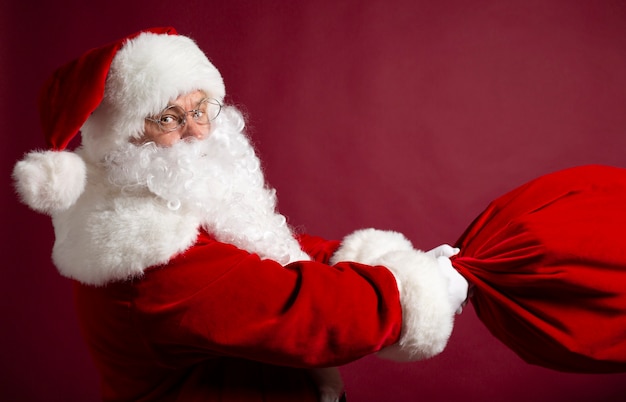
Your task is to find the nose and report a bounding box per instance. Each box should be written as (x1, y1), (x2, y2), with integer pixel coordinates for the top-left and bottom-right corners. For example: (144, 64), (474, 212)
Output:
(181, 118), (208, 141)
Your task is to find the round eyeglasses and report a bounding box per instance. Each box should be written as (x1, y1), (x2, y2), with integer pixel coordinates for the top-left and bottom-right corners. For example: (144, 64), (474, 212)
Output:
(145, 98), (222, 132)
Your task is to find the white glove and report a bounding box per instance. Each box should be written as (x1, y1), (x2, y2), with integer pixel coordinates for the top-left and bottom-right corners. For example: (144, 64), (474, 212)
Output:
(425, 244), (460, 259)
(426, 244), (469, 314)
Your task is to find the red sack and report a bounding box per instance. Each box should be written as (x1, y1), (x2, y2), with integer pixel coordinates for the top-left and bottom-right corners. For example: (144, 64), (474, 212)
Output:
(452, 165), (626, 373)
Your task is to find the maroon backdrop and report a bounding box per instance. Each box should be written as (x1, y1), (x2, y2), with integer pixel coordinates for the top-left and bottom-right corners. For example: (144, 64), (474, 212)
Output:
(3, 1), (626, 401)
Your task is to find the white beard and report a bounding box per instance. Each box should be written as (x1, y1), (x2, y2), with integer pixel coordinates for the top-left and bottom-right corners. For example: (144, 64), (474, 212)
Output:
(102, 106), (309, 265)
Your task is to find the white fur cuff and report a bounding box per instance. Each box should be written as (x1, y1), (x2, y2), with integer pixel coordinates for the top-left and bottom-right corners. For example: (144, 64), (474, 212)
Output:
(331, 229), (454, 361)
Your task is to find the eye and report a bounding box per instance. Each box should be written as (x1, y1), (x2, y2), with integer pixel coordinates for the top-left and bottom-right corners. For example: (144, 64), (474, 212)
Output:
(160, 114), (177, 124)
(159, 113), (182, 130)
(192, 100), (212, 123)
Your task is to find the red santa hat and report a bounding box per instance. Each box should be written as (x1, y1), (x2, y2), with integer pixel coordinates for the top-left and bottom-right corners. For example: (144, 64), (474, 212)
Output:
(13, 27), (225, 214)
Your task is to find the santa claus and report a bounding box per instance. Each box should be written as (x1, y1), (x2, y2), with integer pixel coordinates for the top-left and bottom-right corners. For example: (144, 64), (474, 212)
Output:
(13, 27), (468, 401)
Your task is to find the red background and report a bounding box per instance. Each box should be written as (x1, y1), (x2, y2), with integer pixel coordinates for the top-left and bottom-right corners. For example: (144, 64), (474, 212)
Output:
(3, 1), (626, 401)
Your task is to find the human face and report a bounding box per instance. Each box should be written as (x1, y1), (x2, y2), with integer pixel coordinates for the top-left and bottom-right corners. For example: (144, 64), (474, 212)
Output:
(141, 90), (214, 147)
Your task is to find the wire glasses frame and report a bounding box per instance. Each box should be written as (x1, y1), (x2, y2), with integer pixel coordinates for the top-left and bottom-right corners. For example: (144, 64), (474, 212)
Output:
(145, 98), (222, 133)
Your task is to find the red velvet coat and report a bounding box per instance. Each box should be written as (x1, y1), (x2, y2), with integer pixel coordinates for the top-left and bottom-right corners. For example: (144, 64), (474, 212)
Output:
(74, 231), (404, 401)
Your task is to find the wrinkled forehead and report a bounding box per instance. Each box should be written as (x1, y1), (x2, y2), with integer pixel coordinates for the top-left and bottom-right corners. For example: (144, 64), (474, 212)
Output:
(166, 90), (209, 108)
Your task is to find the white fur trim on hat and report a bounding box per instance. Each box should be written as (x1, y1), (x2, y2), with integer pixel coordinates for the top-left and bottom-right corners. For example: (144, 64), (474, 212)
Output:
(13, 150), (86, 215)
(81, 32), (226, 163)
(331, 229), (455, 361)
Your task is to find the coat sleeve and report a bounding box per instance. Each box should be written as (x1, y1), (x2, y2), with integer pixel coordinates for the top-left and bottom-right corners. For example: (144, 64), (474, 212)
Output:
(330, 229), (456, 361)
(131, 234), (404, 369)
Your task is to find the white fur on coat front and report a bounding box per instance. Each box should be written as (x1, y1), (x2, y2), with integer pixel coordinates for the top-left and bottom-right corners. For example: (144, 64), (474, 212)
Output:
(49, 159), (200, 286)
(330, 228), (455, 361)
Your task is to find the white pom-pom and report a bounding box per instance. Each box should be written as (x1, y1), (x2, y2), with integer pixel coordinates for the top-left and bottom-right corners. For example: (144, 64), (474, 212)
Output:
(12, 150), (86, 215)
